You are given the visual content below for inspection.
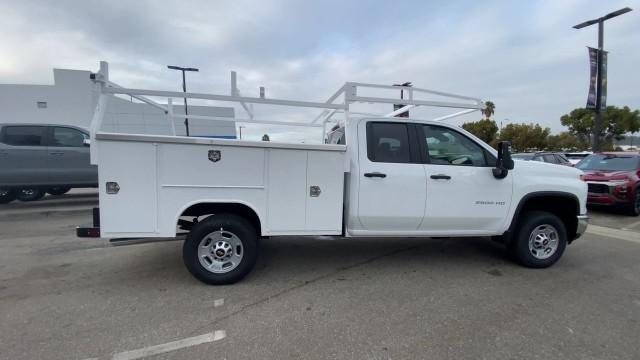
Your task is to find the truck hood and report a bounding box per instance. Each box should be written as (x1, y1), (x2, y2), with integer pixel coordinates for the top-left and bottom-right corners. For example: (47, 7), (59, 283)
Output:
(514, 159), (583, 179)
(582, 169), (632, 181)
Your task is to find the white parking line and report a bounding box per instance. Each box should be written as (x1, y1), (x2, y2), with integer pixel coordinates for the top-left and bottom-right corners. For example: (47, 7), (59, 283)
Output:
(214, 298), (225, 307)
(586, 225), (640, 244)
(111, 330), (226, 360)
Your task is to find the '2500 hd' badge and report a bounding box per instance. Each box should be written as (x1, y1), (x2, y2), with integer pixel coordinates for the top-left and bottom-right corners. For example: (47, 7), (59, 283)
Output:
(208, 150), (221, 162)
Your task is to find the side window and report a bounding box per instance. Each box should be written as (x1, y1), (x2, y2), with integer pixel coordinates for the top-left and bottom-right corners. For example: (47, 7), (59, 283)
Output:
(543, 154), (557, 163)
(556, 154), (570, 164)
(532, 156), (544, 162)
(1, 126), (46, 146)
(422, 125), (488, 166)
(366, 122), (411, 163)
(52, 127), (87, 147)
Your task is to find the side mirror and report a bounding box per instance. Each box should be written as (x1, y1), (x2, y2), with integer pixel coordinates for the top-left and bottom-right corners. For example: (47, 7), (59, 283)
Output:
(493, 141), (514, 179)
(83, 139), (91, 147)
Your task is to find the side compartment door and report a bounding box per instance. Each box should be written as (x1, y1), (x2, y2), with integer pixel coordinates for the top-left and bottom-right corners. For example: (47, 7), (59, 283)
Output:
(418, 124), (513, 234)
(357, 121), (426, 232)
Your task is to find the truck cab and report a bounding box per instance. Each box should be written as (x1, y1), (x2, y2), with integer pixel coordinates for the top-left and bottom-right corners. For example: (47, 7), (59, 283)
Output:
(335, 118), (587, 240)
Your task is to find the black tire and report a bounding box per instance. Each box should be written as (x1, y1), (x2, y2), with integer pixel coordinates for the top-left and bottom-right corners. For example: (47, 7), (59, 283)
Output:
(16, 188), (46, 202)
(47, 186), (71, 196)
(508, 211), (567, 268)
(0, 188), (17, 204)
(625, 190), (640, 216)
(183, 214), (259, 285)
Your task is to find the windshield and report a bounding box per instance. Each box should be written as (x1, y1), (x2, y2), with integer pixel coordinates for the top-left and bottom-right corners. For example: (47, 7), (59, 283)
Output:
(576, 154), (639, 171)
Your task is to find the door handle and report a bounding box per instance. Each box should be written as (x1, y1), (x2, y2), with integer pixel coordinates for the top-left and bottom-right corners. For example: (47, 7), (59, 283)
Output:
(364, 172), (387, 178)
(49, 151), (64, 155)
(430, 174), (451, 180)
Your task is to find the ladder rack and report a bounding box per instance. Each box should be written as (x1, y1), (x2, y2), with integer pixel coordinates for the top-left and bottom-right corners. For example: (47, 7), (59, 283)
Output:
(89, 61), (485, 150)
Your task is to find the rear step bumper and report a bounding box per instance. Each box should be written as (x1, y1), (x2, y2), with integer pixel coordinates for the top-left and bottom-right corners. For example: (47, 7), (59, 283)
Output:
(76, 207), (101, 238)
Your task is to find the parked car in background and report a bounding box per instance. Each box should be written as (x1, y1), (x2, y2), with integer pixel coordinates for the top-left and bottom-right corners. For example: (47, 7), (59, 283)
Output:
(577, 152), (640, 215)
(512, 152), (573, 166)
(0, 124), (98, 204)
(565, 151), (592, 166)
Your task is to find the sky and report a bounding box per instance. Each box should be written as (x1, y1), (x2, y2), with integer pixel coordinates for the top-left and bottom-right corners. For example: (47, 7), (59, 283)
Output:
(0, 0), (638, 142)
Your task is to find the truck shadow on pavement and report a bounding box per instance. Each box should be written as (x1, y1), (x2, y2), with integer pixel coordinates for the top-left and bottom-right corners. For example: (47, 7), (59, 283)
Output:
(73, 236), (513, 290)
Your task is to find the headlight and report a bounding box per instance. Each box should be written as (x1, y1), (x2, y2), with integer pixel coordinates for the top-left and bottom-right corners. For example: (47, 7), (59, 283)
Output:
(608, 180), (628, 186)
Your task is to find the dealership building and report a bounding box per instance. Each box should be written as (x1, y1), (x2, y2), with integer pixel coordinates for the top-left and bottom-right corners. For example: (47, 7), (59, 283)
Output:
(0, 68), (236, 138)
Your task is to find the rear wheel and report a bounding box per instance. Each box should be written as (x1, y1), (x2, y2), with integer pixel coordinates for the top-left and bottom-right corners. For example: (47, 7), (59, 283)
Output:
(47, 186), (71, 196)
(16, 188), (46, 202)
(183, 214), (259, 285)
(0, 188), (17, 204)
(508, 211), (567, 268)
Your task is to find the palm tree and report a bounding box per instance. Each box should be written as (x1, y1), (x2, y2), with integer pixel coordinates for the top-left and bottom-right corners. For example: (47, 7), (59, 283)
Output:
(482, 101), (495, 119)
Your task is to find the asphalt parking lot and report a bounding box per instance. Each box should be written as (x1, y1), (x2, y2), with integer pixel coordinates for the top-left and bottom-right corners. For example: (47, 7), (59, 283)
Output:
(1, 192), (639, 360)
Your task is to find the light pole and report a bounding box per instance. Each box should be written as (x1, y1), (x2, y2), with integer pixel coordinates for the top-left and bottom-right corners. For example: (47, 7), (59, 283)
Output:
(167, 65), (199, 136)
(573, 7), (632, 152)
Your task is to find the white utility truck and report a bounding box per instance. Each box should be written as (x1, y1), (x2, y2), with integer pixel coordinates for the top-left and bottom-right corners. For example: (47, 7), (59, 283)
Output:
(78, 62), (588, 285)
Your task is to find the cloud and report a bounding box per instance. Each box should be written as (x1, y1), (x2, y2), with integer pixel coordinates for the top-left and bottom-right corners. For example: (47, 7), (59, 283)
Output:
(0, 0), (638, 142)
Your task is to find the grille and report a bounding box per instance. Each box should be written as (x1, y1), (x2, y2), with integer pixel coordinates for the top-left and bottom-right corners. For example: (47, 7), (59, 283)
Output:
(588, 183), (609, 194)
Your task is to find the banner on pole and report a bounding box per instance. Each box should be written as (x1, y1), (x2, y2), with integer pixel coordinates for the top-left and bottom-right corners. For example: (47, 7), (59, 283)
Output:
(586, 47), (598, 109)
(600, 50), (608, 109)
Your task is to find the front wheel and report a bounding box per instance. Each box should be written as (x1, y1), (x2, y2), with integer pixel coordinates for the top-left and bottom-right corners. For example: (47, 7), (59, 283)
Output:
(16, 188), (46, 202)
(0, 188), (17, 204)
(183, 214), (259, 285)
(508, 211), (567, 268)
(625, 190), (640, 216)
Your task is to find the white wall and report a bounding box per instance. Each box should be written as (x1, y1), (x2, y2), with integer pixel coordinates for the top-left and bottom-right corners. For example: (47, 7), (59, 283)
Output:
(0, 68), (236, 138)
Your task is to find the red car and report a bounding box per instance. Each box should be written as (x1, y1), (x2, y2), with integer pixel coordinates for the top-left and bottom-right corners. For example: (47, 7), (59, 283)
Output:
(577, 152), (640, 215)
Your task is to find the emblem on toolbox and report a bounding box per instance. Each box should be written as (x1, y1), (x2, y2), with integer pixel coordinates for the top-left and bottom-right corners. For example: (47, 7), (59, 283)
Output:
(208, 150), (221, 162)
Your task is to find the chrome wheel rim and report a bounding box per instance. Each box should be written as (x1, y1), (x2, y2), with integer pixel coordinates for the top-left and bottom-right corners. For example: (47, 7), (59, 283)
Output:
(528, 224), (559, 260)
(197, 230), (244, 274)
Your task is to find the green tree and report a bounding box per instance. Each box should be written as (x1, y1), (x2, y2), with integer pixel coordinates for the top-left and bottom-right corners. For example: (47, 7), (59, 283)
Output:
(498, 123), (550, 152)
(461, 119), (499, 144)
(482, 101), (495, 119)
(545, 132), (586, 151)
(560, 106), (639, 149)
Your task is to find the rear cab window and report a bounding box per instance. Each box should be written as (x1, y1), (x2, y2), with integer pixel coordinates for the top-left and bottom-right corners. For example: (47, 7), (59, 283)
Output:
(0, 126), (47, 146)
(366, 122), (413, 163)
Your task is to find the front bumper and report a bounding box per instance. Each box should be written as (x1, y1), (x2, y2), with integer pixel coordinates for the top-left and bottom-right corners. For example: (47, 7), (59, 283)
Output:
(586, 181), (633, 207)
(575, 215), (589, 240)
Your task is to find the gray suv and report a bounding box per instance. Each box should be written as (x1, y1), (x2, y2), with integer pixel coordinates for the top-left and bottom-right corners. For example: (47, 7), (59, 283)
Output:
(0, 124), (97, 203)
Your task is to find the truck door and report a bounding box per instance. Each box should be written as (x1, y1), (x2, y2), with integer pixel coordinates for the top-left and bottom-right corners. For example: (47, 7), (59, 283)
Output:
(418, 124), (512, 234)
(47, 126), (97, 185)
(0, 125), (49, 186)
(357, 121), (426, 231)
